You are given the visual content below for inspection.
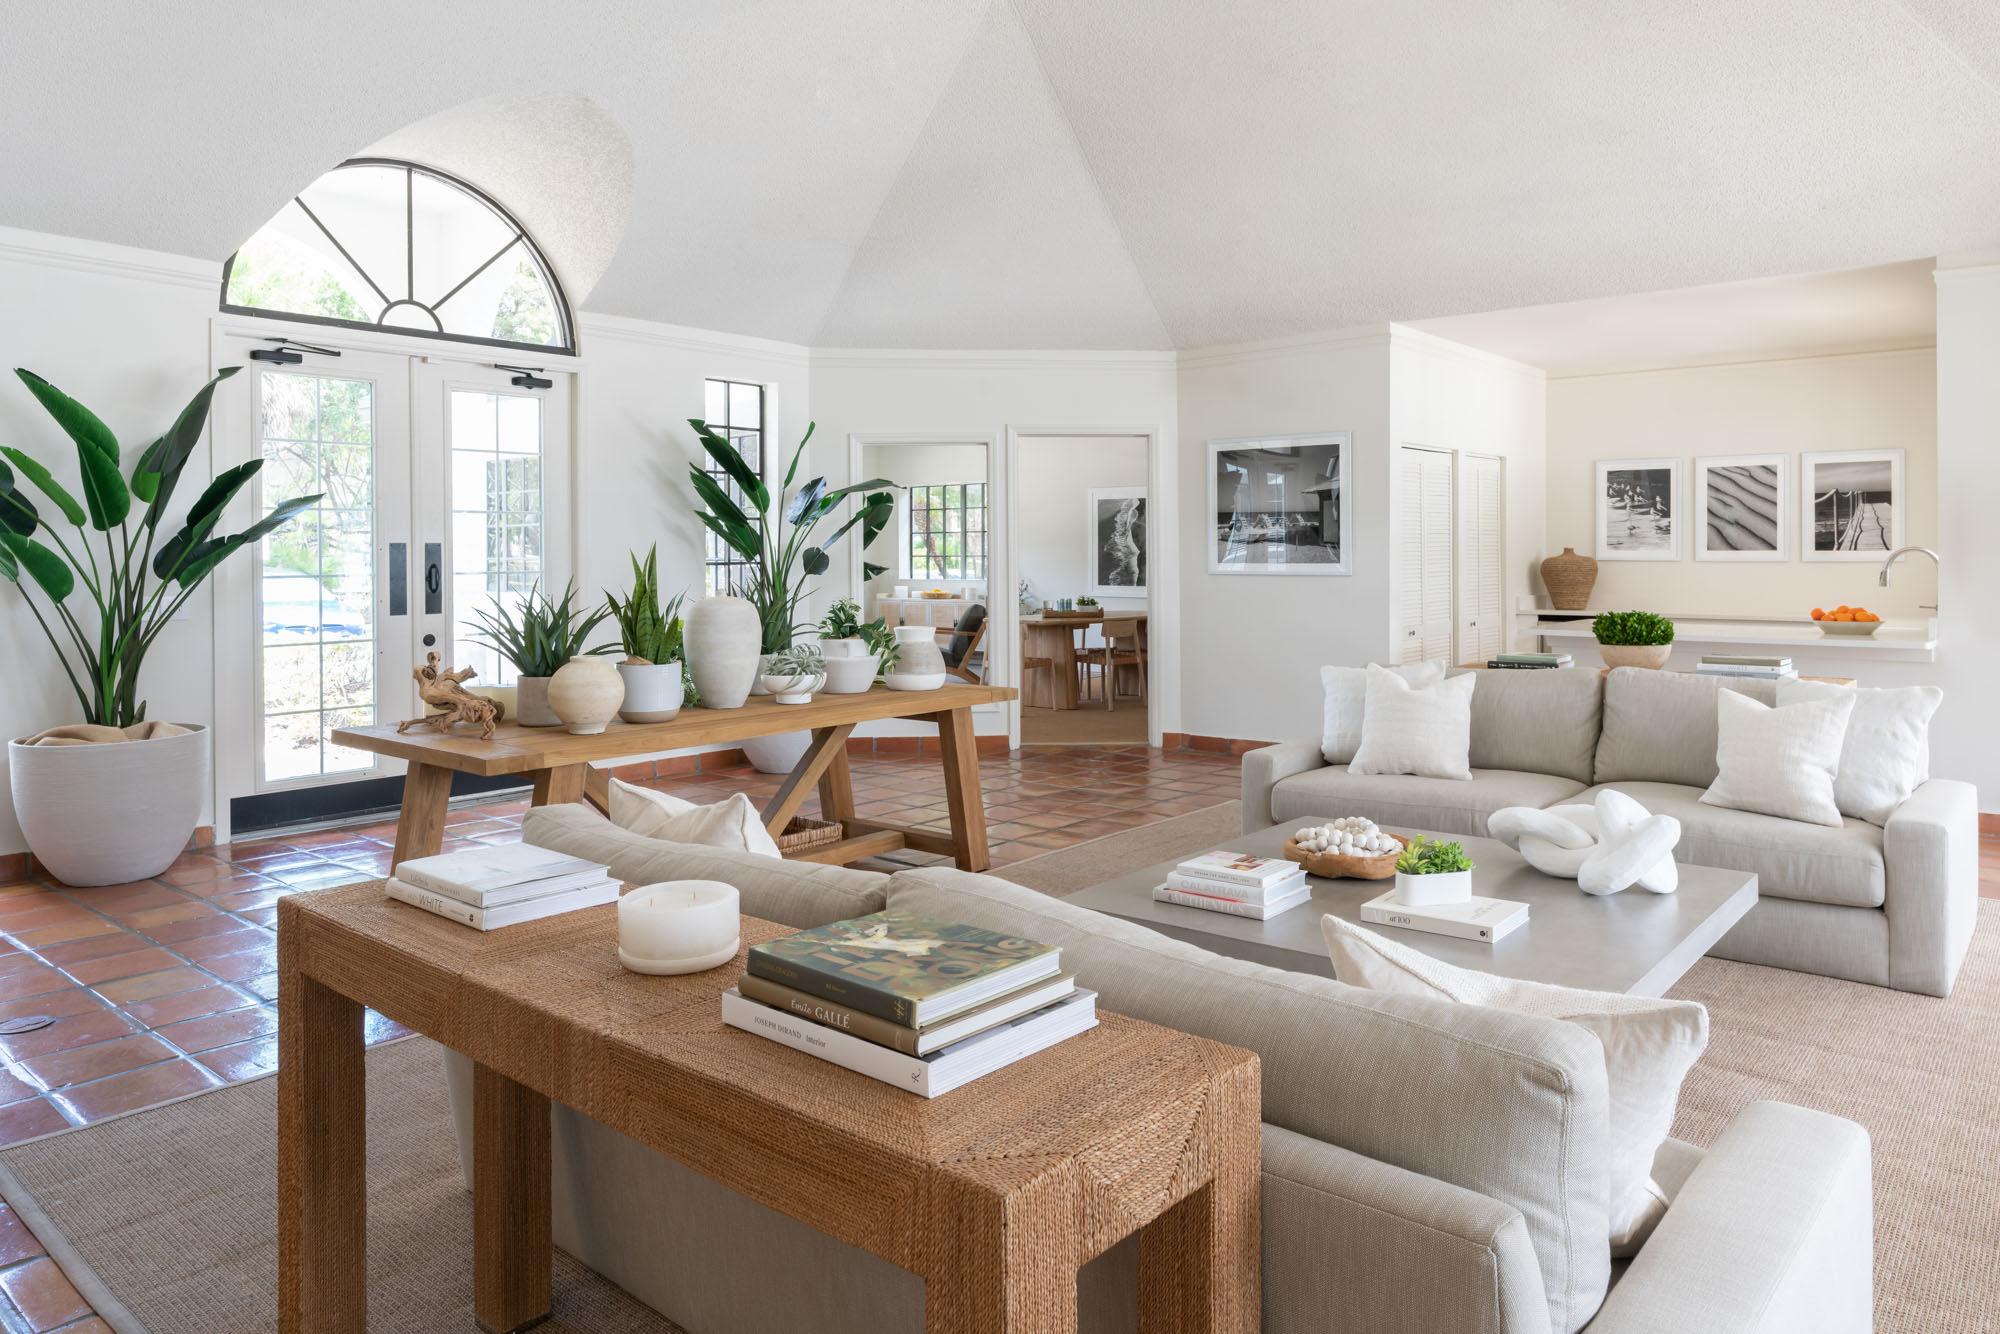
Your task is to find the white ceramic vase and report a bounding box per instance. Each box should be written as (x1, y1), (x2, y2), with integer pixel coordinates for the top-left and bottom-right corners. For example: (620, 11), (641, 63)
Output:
(1392, 869), (1474, 908)
(549, 656), (624, 735)
(9, 725), (209, 886)
(617, 661), (683, 723)
(685, 597), (762, 709)
(742, 731), (813, 774)
(515, 676), (559, 727)
(820, 639), (880, 694)
(1597, 643), (1673, 670)
(883, 624), (948, 691)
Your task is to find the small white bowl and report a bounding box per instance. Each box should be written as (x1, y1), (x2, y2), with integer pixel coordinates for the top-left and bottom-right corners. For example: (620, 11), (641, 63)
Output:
(1816, 620), (1881, 637)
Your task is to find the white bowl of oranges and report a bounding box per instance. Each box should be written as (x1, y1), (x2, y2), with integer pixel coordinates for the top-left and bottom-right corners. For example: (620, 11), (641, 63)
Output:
(1811, 605), (1881, 636)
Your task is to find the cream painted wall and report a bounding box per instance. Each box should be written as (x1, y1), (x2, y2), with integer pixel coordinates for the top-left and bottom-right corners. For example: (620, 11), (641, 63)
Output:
(1017, 434), (1149, 619)
(858, 441), (990, 614)
(1543, 348), (1938, 618)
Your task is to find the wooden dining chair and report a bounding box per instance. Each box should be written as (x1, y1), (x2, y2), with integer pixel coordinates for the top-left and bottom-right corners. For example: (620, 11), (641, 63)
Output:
(1078, 619), (1146, 710)
(937, 604), (987, 683)
(1020, 624), (1055, 708)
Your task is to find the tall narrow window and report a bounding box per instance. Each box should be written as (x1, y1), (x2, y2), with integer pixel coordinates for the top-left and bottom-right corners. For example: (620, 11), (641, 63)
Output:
(451, 390), (546, 686)
(702, 379), (765, 596)
(907, 484), (986, 581)
(221, 159), (574, 353)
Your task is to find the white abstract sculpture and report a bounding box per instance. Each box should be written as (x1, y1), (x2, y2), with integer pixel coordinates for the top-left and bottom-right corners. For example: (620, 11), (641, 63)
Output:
(1488, 789), (1681, 895)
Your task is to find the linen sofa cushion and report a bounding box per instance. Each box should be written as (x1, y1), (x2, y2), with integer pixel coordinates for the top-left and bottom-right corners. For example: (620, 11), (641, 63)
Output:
(1777, 679), (1941, 825)
(1273, 765), (1586, 838)
(1351, 666), (1477, 780)
(1701, 691), (1856, 827)
(886, 866), (1615, 1333)
(608, 779), (783, 856)
(1576, 782), (1886, 909)
(1593, 668), (1778, 788)
(1322, 916), (1708, 1258)
(1320, 660), (1444, 764)
(521, 803), (887, 927)
(1456, 666), (1605, 785)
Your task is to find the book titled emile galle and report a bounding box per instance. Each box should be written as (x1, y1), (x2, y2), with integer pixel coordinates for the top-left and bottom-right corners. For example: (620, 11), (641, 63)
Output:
(745, 911), (1063, 1027)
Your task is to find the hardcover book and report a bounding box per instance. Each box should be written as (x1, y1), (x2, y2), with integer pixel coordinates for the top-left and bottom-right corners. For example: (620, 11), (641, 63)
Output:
(746, 912), (1062, 1027)
(1174, 850), (1300, 889)
(385, 876), (619, 930)
(734, 972), (1076, 1055)
(1163, 868), (1306, 902)
(1153, 884), (1313, 920)
(1357, 891), (1529, 942)
(394, 844), (607, 900)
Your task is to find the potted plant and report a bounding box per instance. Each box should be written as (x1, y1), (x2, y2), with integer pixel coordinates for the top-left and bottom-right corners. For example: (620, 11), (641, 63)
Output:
(1392, 836), (1476, 907)
(759, 643), (826, 705)
(1076, 595), (1098, 608)
(1592, 609), (1675, 670)
(605, 546), (689, 723)
(2, 366), (323, 885)
(817, 597), (887, 694)
(467, 582), (611, 727)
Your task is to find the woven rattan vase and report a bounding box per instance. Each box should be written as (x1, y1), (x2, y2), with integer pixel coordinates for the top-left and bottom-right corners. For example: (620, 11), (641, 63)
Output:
(1540, 547), (1597, 610)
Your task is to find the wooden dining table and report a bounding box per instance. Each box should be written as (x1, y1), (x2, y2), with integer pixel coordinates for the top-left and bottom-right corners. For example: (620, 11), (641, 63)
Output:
(1021, 612), (1149, 710)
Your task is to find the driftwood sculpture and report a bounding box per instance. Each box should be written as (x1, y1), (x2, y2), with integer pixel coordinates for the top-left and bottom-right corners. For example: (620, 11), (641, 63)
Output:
(397, 653), (504, 741)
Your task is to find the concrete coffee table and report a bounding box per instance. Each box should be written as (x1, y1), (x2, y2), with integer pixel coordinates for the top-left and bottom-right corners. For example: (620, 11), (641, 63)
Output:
(1066, 823), (1757, 997)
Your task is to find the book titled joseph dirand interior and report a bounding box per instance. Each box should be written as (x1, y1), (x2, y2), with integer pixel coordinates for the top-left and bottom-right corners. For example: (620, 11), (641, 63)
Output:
(746, 911), (1062, 1027)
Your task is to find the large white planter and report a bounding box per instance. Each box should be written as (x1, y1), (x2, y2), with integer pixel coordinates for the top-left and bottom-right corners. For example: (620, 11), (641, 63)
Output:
(617, 661), (683, 723)
(820, 640), (880, 694)
(685, 597), (761, 710)
(9, 725), (209, 886)
(1392, 869), (1473, 908)
(742, 731), (813, 774)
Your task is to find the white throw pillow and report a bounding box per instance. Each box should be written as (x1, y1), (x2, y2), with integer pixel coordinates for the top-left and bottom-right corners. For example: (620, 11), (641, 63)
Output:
(1700, 691), (1856, 827)
(1348, 664), (1475, 780)
(1320, 661), (1444, 764)
(608, 779), (782, 858)
(1321, 914), (1707, 1257)
(1777, 680), (1941, 825)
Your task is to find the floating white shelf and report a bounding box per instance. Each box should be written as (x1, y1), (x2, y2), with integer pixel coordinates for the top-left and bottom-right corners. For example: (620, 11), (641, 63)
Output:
(1515, 602), (1938, 663)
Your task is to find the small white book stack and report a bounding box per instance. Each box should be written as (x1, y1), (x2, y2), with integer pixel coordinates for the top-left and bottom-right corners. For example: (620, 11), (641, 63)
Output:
(1693, 654), (1797, 681)
(1152, 849), (1311, 920)
(387, 843), (619, 930)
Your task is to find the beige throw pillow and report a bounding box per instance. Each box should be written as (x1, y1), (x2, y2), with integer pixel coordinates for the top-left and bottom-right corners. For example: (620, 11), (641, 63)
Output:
(1348, 664), (1475, 780)
(608, 779), (782, 857)
(1701, 690), (1856, 827)
(1319, 661), (1444, 764)
(1776, 679), (1941, 825)
(1321, 914), (1707, 1257)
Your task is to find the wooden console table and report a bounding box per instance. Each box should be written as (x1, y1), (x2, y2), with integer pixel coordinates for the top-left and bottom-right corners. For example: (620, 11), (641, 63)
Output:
(278, 883), (1261, 1333)
(333, 682), (1016, 871)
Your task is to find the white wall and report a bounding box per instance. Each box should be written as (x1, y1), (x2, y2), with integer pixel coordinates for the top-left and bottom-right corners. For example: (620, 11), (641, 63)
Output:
(1017, 434), (1148, 618)
(858, 441), (989, 613)
(1543, 348), (1938, 618)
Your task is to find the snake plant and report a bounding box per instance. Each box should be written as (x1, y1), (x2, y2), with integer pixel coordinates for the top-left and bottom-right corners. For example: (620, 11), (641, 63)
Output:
(604, 545), (686, 665)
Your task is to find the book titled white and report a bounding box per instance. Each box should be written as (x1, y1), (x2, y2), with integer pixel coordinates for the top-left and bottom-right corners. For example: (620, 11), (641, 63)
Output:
(394, 843), (608, 901)
(1163, 868), (1306, 902)
(1153, 883), (1314, 920)
(385, 876), (619, 930)
(1174, 850), (1300, 889)
(1358, 892), (1529, 943)
(721, 988), (1099, 1098)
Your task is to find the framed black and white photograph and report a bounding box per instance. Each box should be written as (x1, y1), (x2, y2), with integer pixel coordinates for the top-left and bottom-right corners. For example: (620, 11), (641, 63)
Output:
(1802, 449), (1904, 561)
(1207, 432), (1351, 576)
(1694, 454), (1787, 562)
(1087, 486), (1147, 597)
(1595, 458), (1681, 561)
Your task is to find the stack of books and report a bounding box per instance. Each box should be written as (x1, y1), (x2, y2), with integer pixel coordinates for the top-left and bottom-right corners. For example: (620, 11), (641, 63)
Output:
(1485, 652), (1574, 670)
(386, 844), (619, 929)
(1359, 892), (1529, 942)
(1153, 850), (1311, 919)
(723, 912), (1097, 1098)
(1693, 654), (1797, 680)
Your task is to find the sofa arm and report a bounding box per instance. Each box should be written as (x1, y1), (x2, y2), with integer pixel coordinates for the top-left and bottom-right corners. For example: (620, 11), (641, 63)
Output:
(1260, 1123), (1552, 1334)
(1883, 777), (1979, 997)
(1241, 739), (1326, 834)
(1581, 1102), (1871, 1334)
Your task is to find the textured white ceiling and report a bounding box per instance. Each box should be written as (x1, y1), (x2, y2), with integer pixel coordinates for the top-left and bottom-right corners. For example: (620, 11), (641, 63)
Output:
(3, 1), (1998, 349)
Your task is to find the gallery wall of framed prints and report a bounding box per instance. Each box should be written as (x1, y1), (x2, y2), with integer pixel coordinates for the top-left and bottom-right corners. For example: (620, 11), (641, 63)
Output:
(1596, 447), (1907, 565)
(1207, 432), (1352, 576)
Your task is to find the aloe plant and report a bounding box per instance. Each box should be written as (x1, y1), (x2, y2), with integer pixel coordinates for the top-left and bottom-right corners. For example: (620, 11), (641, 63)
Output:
(467, 581), (611, 678)
(687, 419), (895, 653)
(604, 545), (686, 664)
(0, 366), (322, 726)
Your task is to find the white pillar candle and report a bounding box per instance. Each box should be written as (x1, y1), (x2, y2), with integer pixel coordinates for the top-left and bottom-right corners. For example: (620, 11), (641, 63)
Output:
(617, 880), (741, 975)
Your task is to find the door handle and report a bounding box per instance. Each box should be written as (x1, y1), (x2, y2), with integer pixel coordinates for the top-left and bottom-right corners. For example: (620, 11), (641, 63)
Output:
(388, 543), (408, 617)
(424, 543), (443, 616)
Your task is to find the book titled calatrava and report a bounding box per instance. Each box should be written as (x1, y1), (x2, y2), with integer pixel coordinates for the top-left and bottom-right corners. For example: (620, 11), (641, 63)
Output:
(746, 912), (1062, 1027)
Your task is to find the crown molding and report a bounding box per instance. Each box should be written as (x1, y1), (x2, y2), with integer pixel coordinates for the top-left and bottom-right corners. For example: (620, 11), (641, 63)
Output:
(1388, 323), (1547, 379)
(1175, 324), (1393, 371)
(1547, 338), (1935, 383)
(0, 224), (218, 291)
(810, 346), (1177, 372)
(579, 310), (811, 366)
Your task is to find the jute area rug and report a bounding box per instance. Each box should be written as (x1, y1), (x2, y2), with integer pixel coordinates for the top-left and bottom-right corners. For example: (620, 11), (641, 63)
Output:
(0, 803), (1990, 1332)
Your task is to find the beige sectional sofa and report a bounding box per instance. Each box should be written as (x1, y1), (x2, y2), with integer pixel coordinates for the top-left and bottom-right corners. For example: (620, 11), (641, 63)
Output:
(1241, 666), (1978, 997)
(440, 801), (1874, 1334)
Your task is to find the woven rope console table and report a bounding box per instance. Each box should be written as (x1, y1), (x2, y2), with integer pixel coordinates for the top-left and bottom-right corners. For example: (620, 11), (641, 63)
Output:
(279, 882), (1262, 1334)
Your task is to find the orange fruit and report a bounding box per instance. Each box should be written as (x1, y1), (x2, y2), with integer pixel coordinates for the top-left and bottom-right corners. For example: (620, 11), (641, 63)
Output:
(1811, 608), (1825, 620)
(1861, 611), (1880, 622)
(1835, 611), (1855, 621)
(1835, 605), (1851, 614)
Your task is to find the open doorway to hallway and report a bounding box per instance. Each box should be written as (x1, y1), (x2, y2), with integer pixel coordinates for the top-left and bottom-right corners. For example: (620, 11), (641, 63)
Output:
(1015, 435), (1150, 745)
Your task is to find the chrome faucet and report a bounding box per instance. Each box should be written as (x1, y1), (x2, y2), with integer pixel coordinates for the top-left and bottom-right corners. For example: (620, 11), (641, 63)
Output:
(1877, 546), (1940, 612)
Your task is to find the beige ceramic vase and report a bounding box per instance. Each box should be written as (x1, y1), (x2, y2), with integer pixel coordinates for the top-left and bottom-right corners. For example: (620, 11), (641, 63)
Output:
(1597, 643), (1673, 670)
(548, 656), (625, 735)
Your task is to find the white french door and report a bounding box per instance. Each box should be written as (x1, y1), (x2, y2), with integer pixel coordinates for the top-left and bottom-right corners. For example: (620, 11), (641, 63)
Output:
(1456, 454), (1505, 664)
(1397, 446), (1456, 665)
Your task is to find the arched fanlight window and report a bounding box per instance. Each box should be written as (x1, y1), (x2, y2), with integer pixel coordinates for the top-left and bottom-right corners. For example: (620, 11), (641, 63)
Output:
(221, 158), (575, 352)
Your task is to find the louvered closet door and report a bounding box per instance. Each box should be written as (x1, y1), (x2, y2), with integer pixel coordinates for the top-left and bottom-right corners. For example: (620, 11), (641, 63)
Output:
(1458, 454), (1505, 662)
(1397, 448), (1456, 665)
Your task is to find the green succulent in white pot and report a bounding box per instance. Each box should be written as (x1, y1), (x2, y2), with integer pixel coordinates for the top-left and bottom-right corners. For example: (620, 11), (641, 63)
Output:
(2, 366), (323, 886)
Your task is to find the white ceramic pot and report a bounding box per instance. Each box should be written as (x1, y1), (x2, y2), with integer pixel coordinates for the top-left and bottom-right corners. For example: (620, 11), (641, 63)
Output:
(742, 731), (813, 774)
(760, 672), (825, 705)
(617, 661), (683, 723)
(883, 624), (948, 691)
(1597, 643), (1673, 670)
(9, 725), (209, 886)
(820, 648), (880, 694)
(685, 597), (762, 710)
(515, 676), (558, 727)
(1392, 869), (1474, 908)
(549, 656), (625, 735)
